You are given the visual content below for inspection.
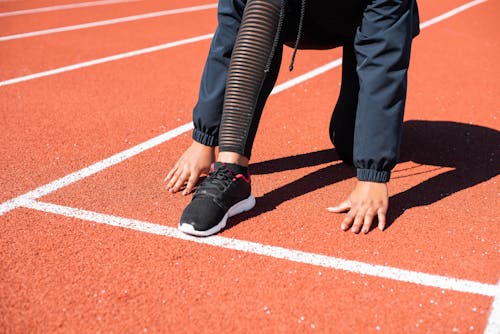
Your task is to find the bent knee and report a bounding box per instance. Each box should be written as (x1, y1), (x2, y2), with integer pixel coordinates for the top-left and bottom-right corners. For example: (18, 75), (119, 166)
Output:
(330, 131), (354, 166)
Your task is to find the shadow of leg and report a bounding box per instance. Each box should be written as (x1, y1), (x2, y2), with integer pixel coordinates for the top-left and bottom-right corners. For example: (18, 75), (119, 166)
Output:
(250, 149), (339, 175)
(227, 162), (356, 230)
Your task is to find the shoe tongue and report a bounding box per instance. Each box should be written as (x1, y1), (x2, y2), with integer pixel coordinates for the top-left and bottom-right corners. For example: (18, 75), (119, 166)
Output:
(213, 162), (248, 176)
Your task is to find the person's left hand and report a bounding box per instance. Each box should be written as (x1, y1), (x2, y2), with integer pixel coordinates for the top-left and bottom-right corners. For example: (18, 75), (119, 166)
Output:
(327, 180), (388, 234)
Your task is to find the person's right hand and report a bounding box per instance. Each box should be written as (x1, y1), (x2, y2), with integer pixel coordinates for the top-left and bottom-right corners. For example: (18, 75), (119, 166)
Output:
(165, 141), (215, 195)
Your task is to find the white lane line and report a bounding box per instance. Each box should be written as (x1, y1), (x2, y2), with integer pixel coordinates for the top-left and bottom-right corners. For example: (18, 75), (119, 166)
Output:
(420, 0), (488, 29)
(0, 122), (194, 216)
(0, 0), (487, 87)
(20, 200), (500, 298)
(0, 57), (343, 216)
(0, 33), (214, 86)
(0, 3), (217, 41)
(0, 0), (140, 17)
(485, 280), (500, 334)
(273, 58), (342, 94)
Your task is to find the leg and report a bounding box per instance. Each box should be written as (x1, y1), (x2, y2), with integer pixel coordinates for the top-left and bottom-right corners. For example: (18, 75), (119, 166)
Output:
(218, 0), (285, 162)
(329, 42), (359, 165)
(166, 0), (248, 195)
(179, 0), (286, 236)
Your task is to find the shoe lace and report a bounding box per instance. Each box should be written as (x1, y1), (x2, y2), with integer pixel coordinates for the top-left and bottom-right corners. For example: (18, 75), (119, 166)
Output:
(198, 165), (233, 193)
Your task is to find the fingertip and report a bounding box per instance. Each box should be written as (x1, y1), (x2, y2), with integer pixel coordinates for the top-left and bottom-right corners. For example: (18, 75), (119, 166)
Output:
(171, 184), (182, 193)
(377, 211), (386, 232)
(351, 223), (362, 234)
(185, 175), (199, 196)
(183, 182), (194, 194)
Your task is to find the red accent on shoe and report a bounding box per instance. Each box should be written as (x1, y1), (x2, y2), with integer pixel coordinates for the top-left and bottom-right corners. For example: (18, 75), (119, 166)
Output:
(234, 173), (251, 184)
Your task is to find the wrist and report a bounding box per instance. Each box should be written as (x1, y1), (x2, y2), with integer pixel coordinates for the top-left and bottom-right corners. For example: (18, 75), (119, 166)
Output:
(192, 140), (215, 151)
(356, 168), (390, 183)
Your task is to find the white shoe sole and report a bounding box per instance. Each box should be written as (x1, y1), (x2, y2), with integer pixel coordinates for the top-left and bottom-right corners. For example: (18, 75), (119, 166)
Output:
(178, 194), (256, 237)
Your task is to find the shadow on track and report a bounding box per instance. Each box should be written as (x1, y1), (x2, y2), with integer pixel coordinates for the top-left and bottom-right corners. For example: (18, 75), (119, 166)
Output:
(227, 120), (500, 231)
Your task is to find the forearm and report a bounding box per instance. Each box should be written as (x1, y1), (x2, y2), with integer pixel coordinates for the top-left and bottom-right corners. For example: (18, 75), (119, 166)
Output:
(353, 0), (419, 182)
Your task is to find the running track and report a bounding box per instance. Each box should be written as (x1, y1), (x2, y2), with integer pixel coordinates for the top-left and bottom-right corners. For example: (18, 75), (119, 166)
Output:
(1, 0), (499, 332)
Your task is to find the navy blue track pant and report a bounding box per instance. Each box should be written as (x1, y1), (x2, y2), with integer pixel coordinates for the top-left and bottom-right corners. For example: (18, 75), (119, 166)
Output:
(191, 0), (419, 182)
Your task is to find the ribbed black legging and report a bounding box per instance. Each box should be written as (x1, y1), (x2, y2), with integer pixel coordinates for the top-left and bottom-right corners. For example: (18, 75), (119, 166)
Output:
(219, 0), (363, 161)
(218, 0), (284, 158)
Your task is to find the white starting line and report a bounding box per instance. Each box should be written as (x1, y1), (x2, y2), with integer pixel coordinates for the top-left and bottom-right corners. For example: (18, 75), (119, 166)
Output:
(20, 199), (499, 300)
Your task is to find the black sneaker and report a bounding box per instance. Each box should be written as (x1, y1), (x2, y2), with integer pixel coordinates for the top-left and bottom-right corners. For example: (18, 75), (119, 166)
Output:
(178, 162), (255, 236)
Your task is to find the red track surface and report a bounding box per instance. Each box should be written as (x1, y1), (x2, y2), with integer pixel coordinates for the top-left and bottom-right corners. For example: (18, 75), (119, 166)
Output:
(1, 0), (499, 333)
